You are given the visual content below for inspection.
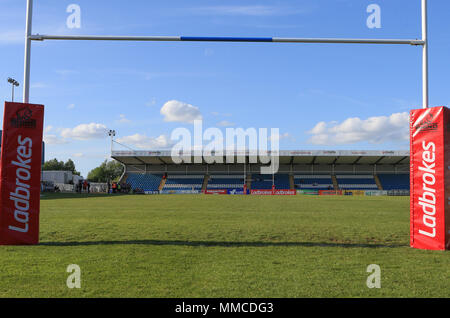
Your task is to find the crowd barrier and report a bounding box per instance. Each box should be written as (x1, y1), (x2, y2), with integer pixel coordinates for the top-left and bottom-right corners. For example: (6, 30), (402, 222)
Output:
(296, 190), (319, 195)
(144, 190), (160, 195)
(161, 190), (201, 194)
(365, 190), (389, 196)
(90, 183), (108, 193)
(250, 189), (296, 195)
(295, 189), (409, 197)
(343, 190), (366, 196)
(387, 189), (410, 196)
(55, 183), (108, 193)
(228, 189), (250, 195)
(318, 190), (343, 196)
(51, 186), (410, 196)
(203, 189), (228, 195)
(55, 183), (74, 192)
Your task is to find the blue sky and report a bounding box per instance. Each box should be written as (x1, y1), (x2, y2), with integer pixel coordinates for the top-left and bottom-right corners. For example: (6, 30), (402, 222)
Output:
(0, 0), (449, 177)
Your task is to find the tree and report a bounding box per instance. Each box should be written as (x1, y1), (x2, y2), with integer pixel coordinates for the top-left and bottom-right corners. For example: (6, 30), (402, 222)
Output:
(42, 158), (80, 175)
(42, 158), (64, 171)
(64, 159), (78, 175)
(87, 160), (124, 183)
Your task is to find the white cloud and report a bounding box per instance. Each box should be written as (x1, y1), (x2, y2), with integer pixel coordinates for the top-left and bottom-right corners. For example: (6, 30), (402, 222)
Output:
(308, 112), (409, 145)
(61, 123), (108, 140)
(44, 125), (53, 133)
(43, 134), (68, 145)
(117, 114), (131, 123)
(67, 104), (75, 110)
(73, 153), (84, 158)
(0, 30), (23, 45)
(212, 112), (232, 117)
(217, 120), (235, 127)
(146, 98), (157, 107)
(31, 82), (47, 89)
(160, 100), (202, 124)
(117, 134), (173, 149)
(268, 132), (293, 142)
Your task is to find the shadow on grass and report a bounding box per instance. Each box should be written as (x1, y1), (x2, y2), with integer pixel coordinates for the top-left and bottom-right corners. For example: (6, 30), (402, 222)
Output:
(40, 239), (406, 249)
(40, 193), (132, 200)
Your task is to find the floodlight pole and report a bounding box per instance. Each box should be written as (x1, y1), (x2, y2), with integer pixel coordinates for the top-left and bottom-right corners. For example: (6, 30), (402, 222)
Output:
(22, 0), (430, 108)
(108, 130), (116, 155)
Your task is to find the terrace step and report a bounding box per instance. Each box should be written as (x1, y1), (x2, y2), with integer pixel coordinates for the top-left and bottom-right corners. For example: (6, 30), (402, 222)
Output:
(374, 174), (384, 190)
(202, 175), (210, 191)
(247, 174), (252, 190)
(158, 177), (166, 191)
(332, 175), (340, 190)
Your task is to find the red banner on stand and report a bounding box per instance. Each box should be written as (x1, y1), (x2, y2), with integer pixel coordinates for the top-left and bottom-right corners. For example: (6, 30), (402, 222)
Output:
(203, 189), (228, 195)
(410, 106), (450, 250)
(0, 102), (44, 245)
(251, 189), (296, 195)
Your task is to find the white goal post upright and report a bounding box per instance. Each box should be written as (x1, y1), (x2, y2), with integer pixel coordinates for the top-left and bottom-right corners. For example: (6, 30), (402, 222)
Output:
(23, 0), (33, 104)
(422, 0), (429, 109)
(23, 0), (429, 108)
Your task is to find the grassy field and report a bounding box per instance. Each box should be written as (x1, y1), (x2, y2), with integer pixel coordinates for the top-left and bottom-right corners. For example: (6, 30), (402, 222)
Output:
(0, 193), (448, 298)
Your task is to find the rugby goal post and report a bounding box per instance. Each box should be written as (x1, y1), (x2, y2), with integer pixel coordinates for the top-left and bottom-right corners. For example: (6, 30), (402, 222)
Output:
(0, 0), (447, 249)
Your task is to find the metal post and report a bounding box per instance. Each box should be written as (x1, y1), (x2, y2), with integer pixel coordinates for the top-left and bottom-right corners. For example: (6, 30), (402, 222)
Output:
(30, 34), (424, 45)
(422, 0), (429, 109)
(11, 85), (14, 102)
(243, 155), (246, 189)
(272, 163), (275, 189)
(23, 0), (33, 103)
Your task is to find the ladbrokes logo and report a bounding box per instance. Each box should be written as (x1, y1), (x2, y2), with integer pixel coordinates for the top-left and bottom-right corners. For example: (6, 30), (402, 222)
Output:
(10, 107), (36, 129)
(414, 113), (438, 133)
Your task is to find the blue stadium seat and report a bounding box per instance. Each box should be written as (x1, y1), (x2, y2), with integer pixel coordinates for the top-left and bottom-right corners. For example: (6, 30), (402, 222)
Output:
(251, 174), (290, 189)
(207, 175), (245, 191)
(163, 175), (204, 190)
(378, 174), (410, 190)
(294, 175), (333, 190)
(126, 173), (162, 191)
(336, 175), (378, 190)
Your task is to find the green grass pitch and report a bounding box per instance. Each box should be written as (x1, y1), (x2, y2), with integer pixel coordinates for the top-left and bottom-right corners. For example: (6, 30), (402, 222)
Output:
(0, 194), (448, 298)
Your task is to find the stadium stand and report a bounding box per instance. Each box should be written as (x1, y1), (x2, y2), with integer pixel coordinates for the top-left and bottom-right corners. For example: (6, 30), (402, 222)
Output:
(378, 174), (410, 190)
(336, 175), (378, 190)
(127, 173), (162, 192)
(113, 150), (411, 193)
(163, 175), (204, 190)
(294, 175), (334, 190)
(251, 174), (290, 189)
(207, 175), (245, 190)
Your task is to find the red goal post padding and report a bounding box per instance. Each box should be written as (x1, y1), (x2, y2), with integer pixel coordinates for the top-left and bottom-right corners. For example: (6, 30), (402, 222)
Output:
(0, 102), (44, 245)
(410, 106), (450, 250)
